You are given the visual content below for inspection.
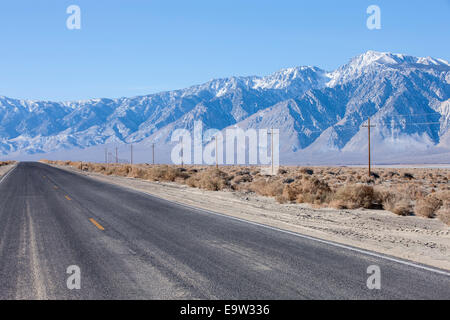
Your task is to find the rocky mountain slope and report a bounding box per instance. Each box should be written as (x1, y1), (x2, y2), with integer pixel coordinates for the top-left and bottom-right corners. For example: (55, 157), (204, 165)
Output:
(1, 50), (449, 164)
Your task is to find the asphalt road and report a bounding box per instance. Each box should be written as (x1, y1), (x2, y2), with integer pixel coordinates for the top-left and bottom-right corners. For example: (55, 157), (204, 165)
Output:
(0, 162), (449, 299)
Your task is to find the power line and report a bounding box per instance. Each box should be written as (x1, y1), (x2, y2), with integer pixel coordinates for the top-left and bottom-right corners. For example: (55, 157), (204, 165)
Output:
(399, 122), (441, 125)
(373, 112), (442, 118)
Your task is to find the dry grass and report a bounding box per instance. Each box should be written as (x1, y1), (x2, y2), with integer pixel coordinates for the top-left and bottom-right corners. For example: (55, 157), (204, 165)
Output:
(40, 160), (450, 225)
(331, 185), (380, 209)
(249, 178), (284, 197)
(434, 191), (450, 225)
(415, 195), (443, 218)
(383, 198), (413, 216)
(282, 177), (332, 205)
(186, 168), (230, 191)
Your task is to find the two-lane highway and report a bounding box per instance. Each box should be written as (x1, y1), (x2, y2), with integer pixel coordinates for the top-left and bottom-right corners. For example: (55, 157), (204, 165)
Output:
(0, 162), (449, 299)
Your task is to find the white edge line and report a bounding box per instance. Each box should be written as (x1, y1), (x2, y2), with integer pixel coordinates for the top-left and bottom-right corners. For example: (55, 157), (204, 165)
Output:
(0, 164), (17, 185)
(47, 163), (450, 277)
(164, 200), (450, 277)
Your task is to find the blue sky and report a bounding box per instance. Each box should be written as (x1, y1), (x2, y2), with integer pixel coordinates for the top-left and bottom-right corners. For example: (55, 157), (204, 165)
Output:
(0, 0), (448, 101)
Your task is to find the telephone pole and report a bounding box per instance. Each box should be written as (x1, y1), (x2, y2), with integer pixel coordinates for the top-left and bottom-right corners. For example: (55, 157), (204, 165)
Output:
(104, 148), (107, 163)
(115, 147), (118, 164)
(362, 117), (376, 177)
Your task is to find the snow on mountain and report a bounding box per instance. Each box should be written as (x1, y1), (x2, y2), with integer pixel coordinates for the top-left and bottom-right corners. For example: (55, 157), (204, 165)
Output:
(327, 50), (450, 87)
(1, 50), (449, 164)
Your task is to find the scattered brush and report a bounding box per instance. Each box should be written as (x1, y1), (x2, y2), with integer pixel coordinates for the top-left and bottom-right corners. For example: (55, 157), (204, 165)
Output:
(39, 160), (450, 225)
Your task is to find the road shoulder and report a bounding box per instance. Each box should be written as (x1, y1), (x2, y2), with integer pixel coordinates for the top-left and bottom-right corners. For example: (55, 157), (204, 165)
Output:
(0, 163), (17, 183)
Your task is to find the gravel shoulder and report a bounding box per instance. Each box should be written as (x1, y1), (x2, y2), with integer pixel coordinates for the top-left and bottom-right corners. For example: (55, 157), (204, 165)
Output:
(53, 164), (450, 271)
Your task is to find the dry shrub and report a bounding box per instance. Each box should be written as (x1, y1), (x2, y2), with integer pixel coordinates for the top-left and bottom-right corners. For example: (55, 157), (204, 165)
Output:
(415, 195), (443, 218)
(403, 172), (414, 179)
(436, 204), (450, 225)
(128, 166), (149, 179)
(113, 165), (132, 176)
(0, 161), (15, 166)
(147, 166), (190, 182)
(331, 185), (379, 209)
(387, 199), (412, 216)
(281, 184), (299, 202)
(377, 188), (413, 216)
(299, 168), (314, 175)
(186, 168), (230, 191)
(434, 191), (450, 225)
(232, 174), (253, 184)
(250, 179), (284, 197)
(279, 177), (331, 205)
(92, 164), (106, 173)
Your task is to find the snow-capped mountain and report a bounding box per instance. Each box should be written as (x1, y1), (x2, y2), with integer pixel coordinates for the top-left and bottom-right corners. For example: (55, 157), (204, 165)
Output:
(1, 50), (449, 164)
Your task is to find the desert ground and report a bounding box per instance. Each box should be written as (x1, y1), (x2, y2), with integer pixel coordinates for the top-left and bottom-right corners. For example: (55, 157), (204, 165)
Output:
(38, 160), (450, 270)
(0, 161), (16, 177)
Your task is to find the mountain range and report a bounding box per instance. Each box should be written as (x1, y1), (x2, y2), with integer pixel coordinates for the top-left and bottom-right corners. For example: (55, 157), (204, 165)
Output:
(1, 50), (449, 165)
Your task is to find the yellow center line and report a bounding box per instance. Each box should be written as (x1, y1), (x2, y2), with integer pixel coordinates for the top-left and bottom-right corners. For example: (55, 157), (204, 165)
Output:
(65, 195), (72, 201)
(89, 218), (105, 231)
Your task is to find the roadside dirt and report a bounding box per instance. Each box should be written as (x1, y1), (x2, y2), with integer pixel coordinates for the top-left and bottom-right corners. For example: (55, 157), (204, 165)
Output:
(0, 164), (16, 179)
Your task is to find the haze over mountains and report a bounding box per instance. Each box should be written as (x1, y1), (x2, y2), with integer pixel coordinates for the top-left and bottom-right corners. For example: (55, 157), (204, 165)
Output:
(1, 50), (449, 164)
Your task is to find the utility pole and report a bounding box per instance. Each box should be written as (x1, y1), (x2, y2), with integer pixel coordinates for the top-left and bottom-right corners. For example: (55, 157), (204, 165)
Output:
(362, 117), (376, 177)
(152, 143), (155, 165)
(115, 147), (118, 164)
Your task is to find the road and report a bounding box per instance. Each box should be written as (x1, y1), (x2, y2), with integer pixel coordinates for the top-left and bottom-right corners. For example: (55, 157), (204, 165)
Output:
(0, 162), (449, 299)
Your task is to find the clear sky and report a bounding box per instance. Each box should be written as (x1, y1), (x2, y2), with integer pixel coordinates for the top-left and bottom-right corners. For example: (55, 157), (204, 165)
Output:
(0, 0), (448, 101)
